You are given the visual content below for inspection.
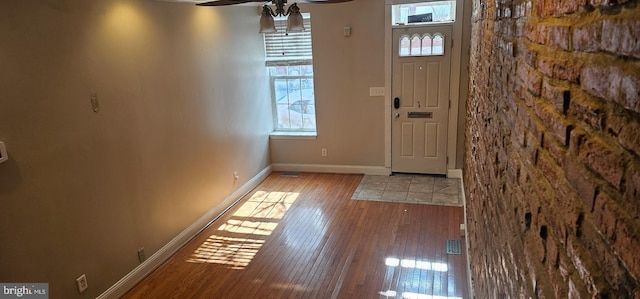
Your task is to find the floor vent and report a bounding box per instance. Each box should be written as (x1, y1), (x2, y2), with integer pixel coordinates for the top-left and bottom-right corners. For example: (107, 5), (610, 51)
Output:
(281, 173), (300, 177)
(446, 239), (462, 255)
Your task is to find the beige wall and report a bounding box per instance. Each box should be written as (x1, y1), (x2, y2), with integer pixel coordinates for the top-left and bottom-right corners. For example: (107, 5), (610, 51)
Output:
(270, 0), (387, 166)
(0, 0), (471, 297)
(270, 0), (471, 170)
(0, 1), (271, 298)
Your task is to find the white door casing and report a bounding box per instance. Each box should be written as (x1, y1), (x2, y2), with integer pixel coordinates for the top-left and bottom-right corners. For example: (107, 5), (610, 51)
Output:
(391, 25), (452, 174)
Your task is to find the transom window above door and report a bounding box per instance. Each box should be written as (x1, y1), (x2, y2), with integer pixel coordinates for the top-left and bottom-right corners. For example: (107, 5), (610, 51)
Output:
(391, 1), (456, 26)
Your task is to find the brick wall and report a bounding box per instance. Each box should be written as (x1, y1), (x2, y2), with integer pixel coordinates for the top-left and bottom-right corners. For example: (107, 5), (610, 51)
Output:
(464, 0), (640, 296)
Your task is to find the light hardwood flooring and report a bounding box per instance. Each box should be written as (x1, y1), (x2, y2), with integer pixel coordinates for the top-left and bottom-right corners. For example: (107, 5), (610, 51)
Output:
(123, 172), (469, 299)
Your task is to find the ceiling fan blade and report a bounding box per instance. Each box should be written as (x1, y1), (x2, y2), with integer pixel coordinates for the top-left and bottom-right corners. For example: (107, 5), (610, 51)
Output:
(196, 0), (264, 6)
(196, 0), (352, 6)
(297, 0), (353, 2)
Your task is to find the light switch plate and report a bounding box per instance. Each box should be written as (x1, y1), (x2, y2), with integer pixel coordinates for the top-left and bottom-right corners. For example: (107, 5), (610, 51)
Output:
(0, 141), (8, 164)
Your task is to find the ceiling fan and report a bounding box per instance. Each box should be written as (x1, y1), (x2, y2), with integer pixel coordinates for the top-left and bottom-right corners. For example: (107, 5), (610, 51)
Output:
(196, 0), (353, 33)
(195, 0), (353, 7)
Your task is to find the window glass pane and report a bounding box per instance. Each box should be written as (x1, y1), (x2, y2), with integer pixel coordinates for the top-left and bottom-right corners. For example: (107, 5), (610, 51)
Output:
(300, 65), (314, 75)
(271, 66), (287, 76)
(277, 104), (290, 129)
(391, 1), (456, 25)
(399, 36), (411, 56)
(433, 35), (444, 55)
(287, 102), (304, 130)
(274, 79), (288, 102)
(410, 36), (421, 56)
(421, 35), (432, 55)
(270, 65), (316, 132)
(301, 78), (314, 101)
(288, 78), (301, 96)
(302, 103), (316, 130)
(287, 66), (301, 75)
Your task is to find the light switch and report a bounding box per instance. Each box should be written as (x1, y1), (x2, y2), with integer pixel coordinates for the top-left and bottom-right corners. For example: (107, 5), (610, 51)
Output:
(343, 26), (351, 37)
(369, 87), (385, 97)
(0, 141), (8, 164)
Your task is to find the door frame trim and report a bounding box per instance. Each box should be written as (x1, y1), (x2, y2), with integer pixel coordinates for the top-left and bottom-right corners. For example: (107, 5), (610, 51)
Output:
(384, 0), (465, 172)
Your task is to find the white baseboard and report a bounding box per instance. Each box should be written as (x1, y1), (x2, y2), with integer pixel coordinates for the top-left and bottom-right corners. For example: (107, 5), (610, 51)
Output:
(97, 165), (273, 299)
(459, 170), (474, 298)
(447, 168), (463, 179)
(272, 163), (391, 176)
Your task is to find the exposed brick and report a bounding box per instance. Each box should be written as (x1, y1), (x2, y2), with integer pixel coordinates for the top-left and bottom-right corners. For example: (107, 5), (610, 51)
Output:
(593, 192), (618, 242)
(518, 43), (538, 67)
(534, 102), (569, 145)
(569, 128), (586, 156)
(606, 110), (640, 157)
(577, 136), (626, 189)
(621, 74), (640, 114)
(624, 166), (640, 219)
(539, 154), (562, 186)
(546, 235), (560, 269)
(466, 1), (640, 297)
(542, 79), (568, 113)
(579, 213), (639, 296)
(559, 0), (584, 14)
(535, 0), (546, 18)
(590, 0), (613, 7)
(566, 236), (610, 297)
(581, 65), (620, 101)
(519, 62), (543, 96)
(547, 25), (572, 51)
(565, 157), (598, 209)
(537, 56), (555, 77)
(612, 219), (640, 281)
(544, 137), (567, 168)
(552, 60), (581, 83)
(568, 96), (603, 131)
(581, 65), (640, 114)
(525, 229), (547, 263)
(573, 22), (602, 53)
(543, 0), (560, 17)
(601, 17), (640, 59)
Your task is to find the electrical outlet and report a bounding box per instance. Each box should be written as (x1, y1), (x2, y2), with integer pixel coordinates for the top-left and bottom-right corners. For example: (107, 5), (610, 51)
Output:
(233, 171), (239, 180)
(76, 274), (88, 293)
(321, 148), (328, 157)
(137, 248), (146, 263)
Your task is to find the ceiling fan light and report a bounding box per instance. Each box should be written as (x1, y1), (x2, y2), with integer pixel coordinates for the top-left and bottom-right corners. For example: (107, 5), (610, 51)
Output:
(286, 4), (305, 32)
(259, 6), (277, 33)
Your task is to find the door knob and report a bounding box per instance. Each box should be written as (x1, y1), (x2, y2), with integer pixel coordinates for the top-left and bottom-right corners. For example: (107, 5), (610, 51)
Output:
(394, 112), (400, 118)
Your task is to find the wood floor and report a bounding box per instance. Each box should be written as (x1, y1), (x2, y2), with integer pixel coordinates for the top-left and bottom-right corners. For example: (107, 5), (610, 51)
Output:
(123, 172), (469, 299)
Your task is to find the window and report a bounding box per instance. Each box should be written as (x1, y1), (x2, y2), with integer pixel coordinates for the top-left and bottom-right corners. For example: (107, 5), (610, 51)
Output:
(391, 1), (456, 25)
(399, 34), (446, 57)
(264, 14), (316, 133)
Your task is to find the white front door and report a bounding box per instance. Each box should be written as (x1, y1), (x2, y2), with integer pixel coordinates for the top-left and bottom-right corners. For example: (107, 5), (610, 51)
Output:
(391, 25), (452, 174)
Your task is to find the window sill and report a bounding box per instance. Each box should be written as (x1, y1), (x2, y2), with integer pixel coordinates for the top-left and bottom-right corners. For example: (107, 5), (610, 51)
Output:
(269, 131), (317, 140)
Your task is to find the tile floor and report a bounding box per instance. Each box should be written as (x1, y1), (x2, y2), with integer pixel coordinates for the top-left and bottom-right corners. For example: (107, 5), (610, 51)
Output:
(351, 174), (463, 206)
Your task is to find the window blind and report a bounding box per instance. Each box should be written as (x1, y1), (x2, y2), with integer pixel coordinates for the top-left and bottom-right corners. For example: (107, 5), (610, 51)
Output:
(264, 16), (312, 66)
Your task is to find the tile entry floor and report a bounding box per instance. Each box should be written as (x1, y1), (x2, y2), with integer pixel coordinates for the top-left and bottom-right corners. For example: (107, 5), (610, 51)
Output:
(351, 174), (463, 206)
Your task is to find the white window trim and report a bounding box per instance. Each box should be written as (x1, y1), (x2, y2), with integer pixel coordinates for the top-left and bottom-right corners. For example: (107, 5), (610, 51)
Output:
(264, 13), (317, 136)
(269, 131), (317, 139)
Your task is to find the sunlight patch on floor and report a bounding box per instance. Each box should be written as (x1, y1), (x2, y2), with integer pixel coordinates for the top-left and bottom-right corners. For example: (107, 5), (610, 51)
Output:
(186, 190), (299, 269)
